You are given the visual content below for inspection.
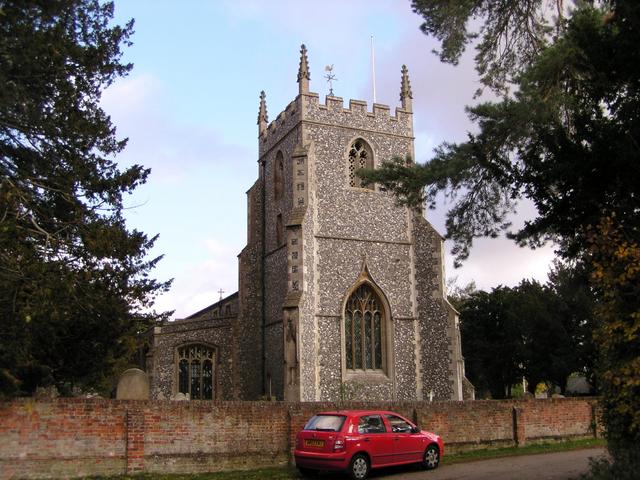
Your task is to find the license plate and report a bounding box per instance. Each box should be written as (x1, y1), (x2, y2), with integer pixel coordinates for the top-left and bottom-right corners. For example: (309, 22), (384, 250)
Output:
(305, 439), (325, 448)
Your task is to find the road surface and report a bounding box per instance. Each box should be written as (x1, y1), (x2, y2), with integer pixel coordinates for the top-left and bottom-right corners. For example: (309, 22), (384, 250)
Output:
(367, 447), (607, 480)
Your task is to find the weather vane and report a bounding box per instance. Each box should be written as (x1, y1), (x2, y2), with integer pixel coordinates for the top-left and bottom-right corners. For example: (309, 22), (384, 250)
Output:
(324, 64), (337, 96)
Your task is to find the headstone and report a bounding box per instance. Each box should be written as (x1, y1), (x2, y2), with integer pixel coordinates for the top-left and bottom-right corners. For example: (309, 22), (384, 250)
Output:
(34, 385), (59, 399)
(116, 368), (149, 400)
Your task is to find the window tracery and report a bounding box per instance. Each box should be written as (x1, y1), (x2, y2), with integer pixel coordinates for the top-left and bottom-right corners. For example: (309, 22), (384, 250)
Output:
(177, 344), (215, 399)
(348, 139), (374, 189)
(344, 284), (384, 371)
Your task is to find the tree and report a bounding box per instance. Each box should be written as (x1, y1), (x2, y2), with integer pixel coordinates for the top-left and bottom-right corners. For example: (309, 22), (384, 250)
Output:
(412, 0), (562, 96)
(457, 278), (588, 398)
(547, 259), (598, 392)
(513, 278), (583, 395)
(587, 217), (640, 476)
(512, 280), (553, 394)
(446, 278), (476, 310)
(458, 287), (523, 399)
(362, 0), (640, 474)
(0, 1), (171, 397)
(365, 2), (639, 266)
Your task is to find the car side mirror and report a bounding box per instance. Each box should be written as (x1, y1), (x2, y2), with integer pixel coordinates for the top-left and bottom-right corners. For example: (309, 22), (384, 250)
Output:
(411, 426), (420, 434)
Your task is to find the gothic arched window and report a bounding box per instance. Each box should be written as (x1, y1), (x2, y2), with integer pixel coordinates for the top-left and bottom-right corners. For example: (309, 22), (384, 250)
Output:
(274, 151), (284, 200)
(348, 139), (374, 190)
(344, 284), (385, 371)
(177, 344), (215, 399)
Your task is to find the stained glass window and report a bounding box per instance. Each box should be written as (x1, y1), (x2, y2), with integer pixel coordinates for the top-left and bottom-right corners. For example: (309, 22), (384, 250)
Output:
(177, 345), (215, 399)
(344, 284), (385, 371)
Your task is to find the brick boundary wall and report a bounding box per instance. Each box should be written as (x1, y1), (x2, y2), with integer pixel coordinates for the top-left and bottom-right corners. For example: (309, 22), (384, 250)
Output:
(0, 398), (601, 479)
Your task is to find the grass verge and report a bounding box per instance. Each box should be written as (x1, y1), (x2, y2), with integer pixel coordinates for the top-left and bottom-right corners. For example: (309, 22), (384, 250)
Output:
(86, 438), (606, 480)
(85, 466), (301, 480)
(443, 437), (606, 465)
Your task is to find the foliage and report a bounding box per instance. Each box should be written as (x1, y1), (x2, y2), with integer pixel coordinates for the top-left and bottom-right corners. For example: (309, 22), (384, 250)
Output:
(586, 217), (640, 470)
(517, 279), (565, 394)
(365, 0), (639, 473)
(411, 0), (562, 95)
(458, 287), (522, 398)
(444, 438), (605, 466)
(582, 455), (639, 480)
(547, 259), (598, 391)
(363, 2), (640, 267)
(0, 0), (171, 397)
(458, 263), (596, 398)
(446, 278), (476, 310)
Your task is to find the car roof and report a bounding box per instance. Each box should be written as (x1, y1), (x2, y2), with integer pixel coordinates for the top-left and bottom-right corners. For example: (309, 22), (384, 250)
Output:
(314, 410), (404, 417)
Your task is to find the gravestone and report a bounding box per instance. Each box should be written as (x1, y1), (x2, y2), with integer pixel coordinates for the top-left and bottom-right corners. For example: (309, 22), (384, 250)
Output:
(116, 368), (149, 400)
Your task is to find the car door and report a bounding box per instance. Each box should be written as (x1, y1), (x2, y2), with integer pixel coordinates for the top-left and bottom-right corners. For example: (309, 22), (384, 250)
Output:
(384, 414), (424, 464)
(356, 414), (395, 467)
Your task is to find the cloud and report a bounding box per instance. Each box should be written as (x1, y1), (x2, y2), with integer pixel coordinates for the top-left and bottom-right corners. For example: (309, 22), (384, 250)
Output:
(102, 73), (162, 117)
(103, 74), (254, 177)
(445, 238), (557, 292)
(101, 73), (255, 320)
(106, 2), (561, 320)
(154, 238), (240, 319)
(427, 195), (558, 292)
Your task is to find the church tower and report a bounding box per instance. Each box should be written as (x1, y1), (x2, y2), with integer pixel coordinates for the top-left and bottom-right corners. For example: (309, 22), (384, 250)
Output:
(243, 45), (473, 402)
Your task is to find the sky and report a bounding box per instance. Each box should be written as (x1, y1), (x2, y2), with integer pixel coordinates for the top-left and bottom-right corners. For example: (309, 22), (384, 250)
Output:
(103, 0), (557, 319)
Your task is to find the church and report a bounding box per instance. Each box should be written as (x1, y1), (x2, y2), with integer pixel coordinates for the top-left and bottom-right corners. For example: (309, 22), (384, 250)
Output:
(145, 45), (474, 402)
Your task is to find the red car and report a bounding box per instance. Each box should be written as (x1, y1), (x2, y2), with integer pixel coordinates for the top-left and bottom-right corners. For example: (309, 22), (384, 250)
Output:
(294, 410), (443, 479)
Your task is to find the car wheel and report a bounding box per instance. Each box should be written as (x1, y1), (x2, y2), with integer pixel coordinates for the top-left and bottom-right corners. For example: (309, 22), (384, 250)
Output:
(422, 444), (440, 470)
(297, 467), (317, 478)
(349, 453), (370, 480)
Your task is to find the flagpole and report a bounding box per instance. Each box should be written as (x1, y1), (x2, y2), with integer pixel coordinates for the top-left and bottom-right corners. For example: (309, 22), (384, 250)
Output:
(371, 35), (377, 104)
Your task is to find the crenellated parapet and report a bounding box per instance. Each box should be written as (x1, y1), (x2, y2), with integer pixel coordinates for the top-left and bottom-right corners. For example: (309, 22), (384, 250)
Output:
(303, 94), (413, 138)
(259, 99), (301, 158)
(258, 93), (413, 159)
(258, 44), (414, 159)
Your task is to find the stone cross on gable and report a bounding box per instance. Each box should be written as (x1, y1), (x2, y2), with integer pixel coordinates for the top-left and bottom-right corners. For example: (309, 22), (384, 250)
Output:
(218, 288), (224, 301)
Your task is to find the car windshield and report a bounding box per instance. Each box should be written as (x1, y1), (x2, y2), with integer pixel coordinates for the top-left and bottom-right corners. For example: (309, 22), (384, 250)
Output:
(304, 414), (346, 432)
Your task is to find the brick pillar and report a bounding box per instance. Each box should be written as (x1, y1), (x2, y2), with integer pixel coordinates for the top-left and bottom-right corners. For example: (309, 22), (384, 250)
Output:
(125, 408), (145, 473)
(591, 403), (604, 438)
(513, 406), (526, 446)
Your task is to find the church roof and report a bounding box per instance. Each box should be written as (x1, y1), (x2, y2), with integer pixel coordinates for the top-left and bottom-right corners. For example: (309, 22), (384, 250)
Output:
(184, 291), (239, 320)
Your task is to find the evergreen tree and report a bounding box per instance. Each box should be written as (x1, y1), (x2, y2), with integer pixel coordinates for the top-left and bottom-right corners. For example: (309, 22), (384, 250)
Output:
(514, 279), (577, 395)
(458, 287), (523, 399)
(0, 0), (171, 397)
(586, 217), (640, 478)
(457, 277), (588, 399)
(362, 1), (639, 474)
(547, 260), (598, 393)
